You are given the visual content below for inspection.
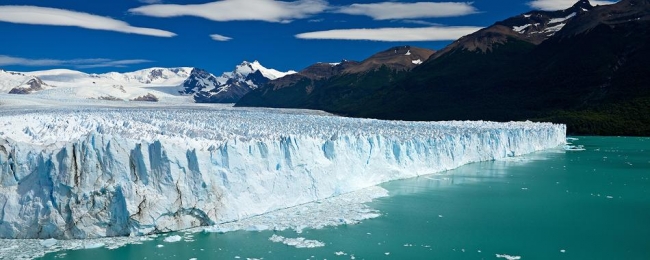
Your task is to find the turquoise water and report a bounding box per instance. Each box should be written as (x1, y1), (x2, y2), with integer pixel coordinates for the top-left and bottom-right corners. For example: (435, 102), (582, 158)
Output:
(41, 137), (650, 259)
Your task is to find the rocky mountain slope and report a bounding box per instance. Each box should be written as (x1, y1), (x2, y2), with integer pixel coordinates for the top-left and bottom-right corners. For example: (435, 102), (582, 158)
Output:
(236, 46), (434, 108)
(8, 77), (54, 94)
(431, 0), (594, 59)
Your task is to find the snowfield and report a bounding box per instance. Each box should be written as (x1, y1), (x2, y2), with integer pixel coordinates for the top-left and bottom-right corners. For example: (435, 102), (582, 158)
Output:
(0, 96), (566, 239)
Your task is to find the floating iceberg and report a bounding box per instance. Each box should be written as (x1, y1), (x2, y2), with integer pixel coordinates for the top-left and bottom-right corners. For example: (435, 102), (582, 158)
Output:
(163, 235), (182, 243)
(0, 105), (565, 239)
(268, 234), (325, 248)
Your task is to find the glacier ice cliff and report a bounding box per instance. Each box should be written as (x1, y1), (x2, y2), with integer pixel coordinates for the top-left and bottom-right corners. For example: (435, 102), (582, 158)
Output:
(0, 107), (566, 239)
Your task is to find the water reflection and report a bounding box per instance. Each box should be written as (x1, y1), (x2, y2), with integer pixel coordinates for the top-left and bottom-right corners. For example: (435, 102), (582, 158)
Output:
(383, 148), (564, 196)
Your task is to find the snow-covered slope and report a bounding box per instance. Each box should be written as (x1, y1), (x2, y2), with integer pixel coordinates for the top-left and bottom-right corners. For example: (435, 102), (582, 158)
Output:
(0, 103), (566, 239)
(22, 67), (192, 86)
(0, 68), (193, 102)
(0, 70), (30, 93)
(8, 77), (55, 94)
(97, 67), (192, 86)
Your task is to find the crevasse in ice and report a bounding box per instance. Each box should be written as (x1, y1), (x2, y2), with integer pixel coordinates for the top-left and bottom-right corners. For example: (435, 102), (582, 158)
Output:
(0, 107), (566, 239)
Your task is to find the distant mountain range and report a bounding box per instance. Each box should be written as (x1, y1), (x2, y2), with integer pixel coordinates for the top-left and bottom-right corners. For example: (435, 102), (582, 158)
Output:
(0, 61), (294, 103)
(237, 0), (650, 136)
(181, 61), (296, 103)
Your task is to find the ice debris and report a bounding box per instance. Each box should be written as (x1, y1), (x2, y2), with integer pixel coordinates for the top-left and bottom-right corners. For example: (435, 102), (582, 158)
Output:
(204, 186), (387, 234)
(163, 235), (182, 243)
(269, 234), (325, 248)
(496, 254), (522, 260)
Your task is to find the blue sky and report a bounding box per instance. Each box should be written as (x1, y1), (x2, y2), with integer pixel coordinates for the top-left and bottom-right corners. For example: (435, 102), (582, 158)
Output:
(0, 0), (612, 74)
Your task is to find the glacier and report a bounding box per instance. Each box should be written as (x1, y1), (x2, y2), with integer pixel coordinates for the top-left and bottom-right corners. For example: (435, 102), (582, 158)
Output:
(0, 104), (566, 239)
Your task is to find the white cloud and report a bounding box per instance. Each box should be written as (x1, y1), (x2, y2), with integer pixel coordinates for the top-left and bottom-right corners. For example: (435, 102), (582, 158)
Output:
(210, 34), (233, 41)
(0, 56), (62, 67)
(0, 55), (152, 68)
(295, 26), (482, 42)
(0, 6), (176, 37)
(528, 0), (616, 10)
(76, 59), (153, 69)
(130, 0), (328, 23)
(397, 20), (443, 26)
(335, 2), (477, 20)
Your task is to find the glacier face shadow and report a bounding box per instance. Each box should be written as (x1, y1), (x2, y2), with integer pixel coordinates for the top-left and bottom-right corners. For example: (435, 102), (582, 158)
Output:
(0, 107), (566, 239)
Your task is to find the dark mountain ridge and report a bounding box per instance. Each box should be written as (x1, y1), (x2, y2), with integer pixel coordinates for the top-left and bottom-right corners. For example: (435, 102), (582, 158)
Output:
(236, 46), (434, 108)
(237, 0), (650, 136)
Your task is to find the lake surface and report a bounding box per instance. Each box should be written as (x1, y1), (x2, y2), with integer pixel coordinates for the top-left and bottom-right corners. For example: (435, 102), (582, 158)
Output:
(40, 137), (650, 260)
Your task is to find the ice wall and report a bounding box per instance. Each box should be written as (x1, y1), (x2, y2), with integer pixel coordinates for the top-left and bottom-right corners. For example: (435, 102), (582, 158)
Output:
(0, 107), (566, 239)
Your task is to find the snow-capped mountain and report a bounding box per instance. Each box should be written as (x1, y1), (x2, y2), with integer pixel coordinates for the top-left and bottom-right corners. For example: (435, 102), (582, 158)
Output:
(228, 60), (296, 81)
(0, 62), (294, 103)
(181, 61), (297, 103)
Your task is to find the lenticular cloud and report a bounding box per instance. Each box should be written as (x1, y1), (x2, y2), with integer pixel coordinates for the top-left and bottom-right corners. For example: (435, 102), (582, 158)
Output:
(0, 5), (176, 37)
(129, 0), (328, 23)
(296, 26), (483, 42)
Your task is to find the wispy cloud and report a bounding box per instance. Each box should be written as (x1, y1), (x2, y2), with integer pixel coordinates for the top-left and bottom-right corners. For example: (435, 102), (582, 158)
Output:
(334, 2), (477, 20)
(0, 55), (152, 68)
(395, 20), (443, 26)
(295, 26), (482, 42)
(76, 59), (153, 69)
(130, 0), (328, 23)
(528, 0), (616, 10)
(0, 6), (175, 37)
(210, 34), (233, 41)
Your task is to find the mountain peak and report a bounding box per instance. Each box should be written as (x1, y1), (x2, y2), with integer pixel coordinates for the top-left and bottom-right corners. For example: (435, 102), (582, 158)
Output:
(189, 67), (211, 76)
(554, 0), (650, 38)
(571, 0), (593, 10)
(233, 60), (296, 80)
(238, 60), (255, 66)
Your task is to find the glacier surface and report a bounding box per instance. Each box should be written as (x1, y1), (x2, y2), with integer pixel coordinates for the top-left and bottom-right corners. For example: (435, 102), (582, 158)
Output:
(0, 104), (566, 239)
